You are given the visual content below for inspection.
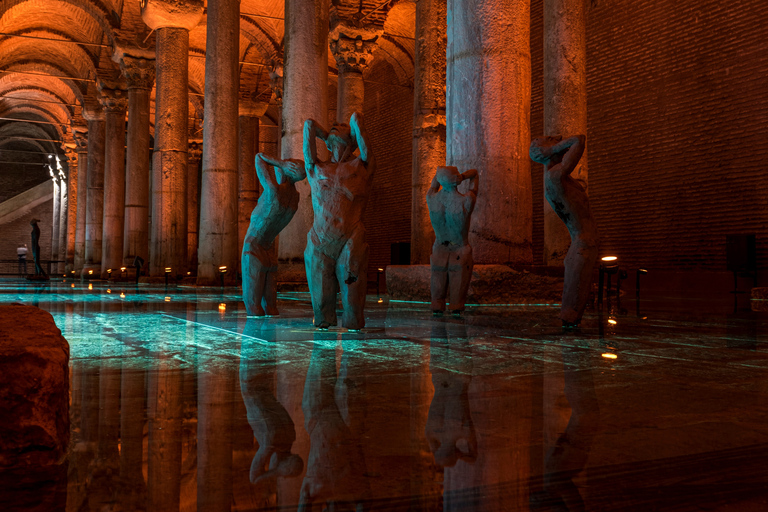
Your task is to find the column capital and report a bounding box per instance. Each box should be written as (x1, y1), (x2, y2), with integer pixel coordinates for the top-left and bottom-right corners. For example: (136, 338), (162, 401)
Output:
(188, 140), (203, 162)
(81, 103), (105, 122)
(97, 82), (129, 113)
(329, 23), (382, 75)
(268, 63), (283, 104)
(64, 146), (78, 165)
(141, 0), (204, 31)
(72, 127), (88, 151)
(118, 54), (156, 90)
(238, 100), (269, 118)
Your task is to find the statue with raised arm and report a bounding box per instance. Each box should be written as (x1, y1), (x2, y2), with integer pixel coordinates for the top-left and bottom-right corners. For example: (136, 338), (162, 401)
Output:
(530, 135), (598, 329)
(427, 166), (478, 316)
(303, 112), (376, 330)
(241, 154), (306, 316)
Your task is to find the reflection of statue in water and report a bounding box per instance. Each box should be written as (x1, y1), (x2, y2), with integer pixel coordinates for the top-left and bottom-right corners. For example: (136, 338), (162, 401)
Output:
(241, 154), (305, 316)
(530, 135), (597, 329)
(303, 112), (375, 330)
(427, 167), (478, 316)
(29, 219), (48, 278)
(425, 320), (477, 467)
(239, 318), (303, 484)
(298, 332), (370, 511)
(530, 345), (599, 511)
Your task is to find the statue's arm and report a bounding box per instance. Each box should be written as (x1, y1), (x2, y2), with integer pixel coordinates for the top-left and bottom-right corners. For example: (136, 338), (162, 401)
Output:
(552, 135), (585, 176)
(255, 153), (278, 189)
(426, 173), (441, 198)
(303, 119), (328, 174)
(349, 112), (373, 164)
(462, 169), (479, 196)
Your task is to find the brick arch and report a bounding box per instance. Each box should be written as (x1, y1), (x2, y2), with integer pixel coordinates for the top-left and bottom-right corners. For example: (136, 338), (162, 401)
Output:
(1, 61), (90, 98)
(0, 37), (98, 80)
(0, 120), (61, 152)
(0, 77), (84, 107)
(240, 16), (281, 66)
(0, 87), (76, 122)
(0, 104), (69, 135)
(0, 0), (117, 47)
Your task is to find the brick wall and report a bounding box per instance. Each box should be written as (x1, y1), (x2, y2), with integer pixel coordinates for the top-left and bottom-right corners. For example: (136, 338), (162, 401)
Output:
(531, 0), (544, 263)
(363, 58), (414, 274)
(581, 0), (768, 271)
(0, 199), (53, 263)
(0, 158), (49, 204)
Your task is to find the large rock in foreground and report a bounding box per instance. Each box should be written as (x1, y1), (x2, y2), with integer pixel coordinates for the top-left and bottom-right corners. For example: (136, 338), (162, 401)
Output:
(386, 264), (564, 305)
(0, 304), (70, 469)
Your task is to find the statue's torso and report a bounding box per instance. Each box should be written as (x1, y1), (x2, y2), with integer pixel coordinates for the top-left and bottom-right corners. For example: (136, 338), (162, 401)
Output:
(246, 183), (300, 246)
(544, 168), (596, 239)
(428, 189), (473, 247)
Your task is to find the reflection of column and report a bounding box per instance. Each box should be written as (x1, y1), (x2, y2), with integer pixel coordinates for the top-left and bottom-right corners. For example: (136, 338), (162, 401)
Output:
(120, 53), (155, 269)
(73, 130), (88, 271)
(446, 0), (532, 263)
(98, 82), (129, 278)
(83, 106), (106, 274)
(142, 0), (203, 277)
(120, 360), (147, 506)
(64, 147), (78, 272)
(197, 0), (240, 285)
(412, 0), (447, 264)
(543, 0), (588, 265)
(237, 102), (268, 270)
(58, 170), (68, 274)
(329, 23), (381, 123)
(187, 141), (203, 272)
(51, 175), (60, 267)
(279, 0), (329, 263)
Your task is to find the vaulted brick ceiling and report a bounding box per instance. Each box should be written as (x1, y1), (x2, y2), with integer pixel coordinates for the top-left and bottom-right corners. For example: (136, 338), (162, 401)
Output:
(0, 0), (414, 156)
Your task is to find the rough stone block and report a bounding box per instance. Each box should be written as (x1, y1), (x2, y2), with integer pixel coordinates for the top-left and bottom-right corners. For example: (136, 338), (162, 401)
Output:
(0, 305), (70, 469)
(386, 264), (564, 304)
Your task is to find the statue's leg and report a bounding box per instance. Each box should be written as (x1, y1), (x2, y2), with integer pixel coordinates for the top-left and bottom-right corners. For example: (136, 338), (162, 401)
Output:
(242, 241), (270, 316)
(561, 238), (598, 325)
(305, 232), (339, 328)
(430, 244), (449, 312)
(337, 227), (368, 330)
(448, 245), (473, 312)
(263, 243), (279, 316)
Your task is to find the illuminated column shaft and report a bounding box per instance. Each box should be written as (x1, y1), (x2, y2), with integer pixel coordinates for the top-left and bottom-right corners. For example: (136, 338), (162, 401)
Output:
(73, 133), (88, 271)
(329, 24), (380, 124)
(197, 0), (240, 285)
(411, 0), (447, 264)
(188, 142), (202, 272)
(83, 109), (106, 273)
(446, 0), (532, 264)
(51, 175), (60, 266)
(64, 148), (78, 272)
(543, 0), (587, 265)
(99, 83), (129, 278)
(58, 172), (68, 274)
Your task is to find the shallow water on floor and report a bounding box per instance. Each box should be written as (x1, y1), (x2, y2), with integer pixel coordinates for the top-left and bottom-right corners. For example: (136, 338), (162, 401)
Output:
(2, 279), (768, 511)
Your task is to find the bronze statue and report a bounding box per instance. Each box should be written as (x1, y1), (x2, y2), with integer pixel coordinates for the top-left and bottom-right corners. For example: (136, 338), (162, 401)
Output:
(29, 219), (48, 278)
(241, 154), (305, 316)
(530, 135), (597, 328)
(427, 166), (478, 316)
(303, 112), (375, 330)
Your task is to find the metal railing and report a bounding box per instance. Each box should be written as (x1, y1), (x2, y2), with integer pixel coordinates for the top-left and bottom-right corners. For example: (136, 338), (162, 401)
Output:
(0, 259), (64, 277)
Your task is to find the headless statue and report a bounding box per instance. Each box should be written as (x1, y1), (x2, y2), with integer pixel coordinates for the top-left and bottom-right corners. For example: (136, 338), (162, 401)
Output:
(529, 135), (598, 328)
(303, 112), (375, 330)
(241, 154), (305, 316)
(29, 219), (48, 277)
(427, 166), (478, 315)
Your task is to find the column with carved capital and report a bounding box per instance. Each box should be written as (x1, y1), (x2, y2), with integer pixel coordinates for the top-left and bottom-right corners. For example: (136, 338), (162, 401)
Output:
(330, 23), (381, 123)
(187, 141), (202, 271)
(73, 130), (88, 271)
(197, 0), (240, 286)
(412, 0), (447, 264)
(447, 0), (532, 264)
(237, 101), (268, 268)
(64, 146), (78, 272)
(142, 0), (203, 279)
(82, 105), (106, 275)
(51, 173), (60, 268)
(279, 0), (329, 264)
(99, 82), (129, 278)
(119, 52), (155, 272)
(543, 0), (587, 266)
(57, 163), (68, 275)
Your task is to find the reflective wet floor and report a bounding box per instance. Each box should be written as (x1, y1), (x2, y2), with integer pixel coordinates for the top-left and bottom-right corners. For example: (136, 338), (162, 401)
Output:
(2, 279), (768, 511)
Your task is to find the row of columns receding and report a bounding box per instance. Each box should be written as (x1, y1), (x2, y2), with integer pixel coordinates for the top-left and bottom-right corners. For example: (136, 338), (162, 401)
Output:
(49, 0), (587, 283)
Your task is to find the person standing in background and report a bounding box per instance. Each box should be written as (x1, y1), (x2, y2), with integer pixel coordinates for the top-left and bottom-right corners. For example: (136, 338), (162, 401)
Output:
(17, 243), (28, 276)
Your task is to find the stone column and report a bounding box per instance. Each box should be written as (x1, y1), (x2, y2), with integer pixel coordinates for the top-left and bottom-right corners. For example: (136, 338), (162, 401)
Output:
(237, 102), (268, 268)
(329, 23), (381, 123)
(58, 164), (68, 274)
(73, 130), (88, 271)
(411, 0), (447, 264)
(82, 107), (106, 275)
(51, 173), (60, 266)
(279, 0), (329, 262)
(446, 0), (532, 264)
(98, 83), (129, 278)
(119, 53), (156, 270)
(142, 0), (203, 278)
(187, 141), (202, 273)
(543, 0), (587, 266)
(197, 0), (240, 286)
(64, 147), (78, 272)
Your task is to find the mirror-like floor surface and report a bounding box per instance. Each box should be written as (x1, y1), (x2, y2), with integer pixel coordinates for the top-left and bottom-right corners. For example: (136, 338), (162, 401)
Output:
(1, 279), (767, 511)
